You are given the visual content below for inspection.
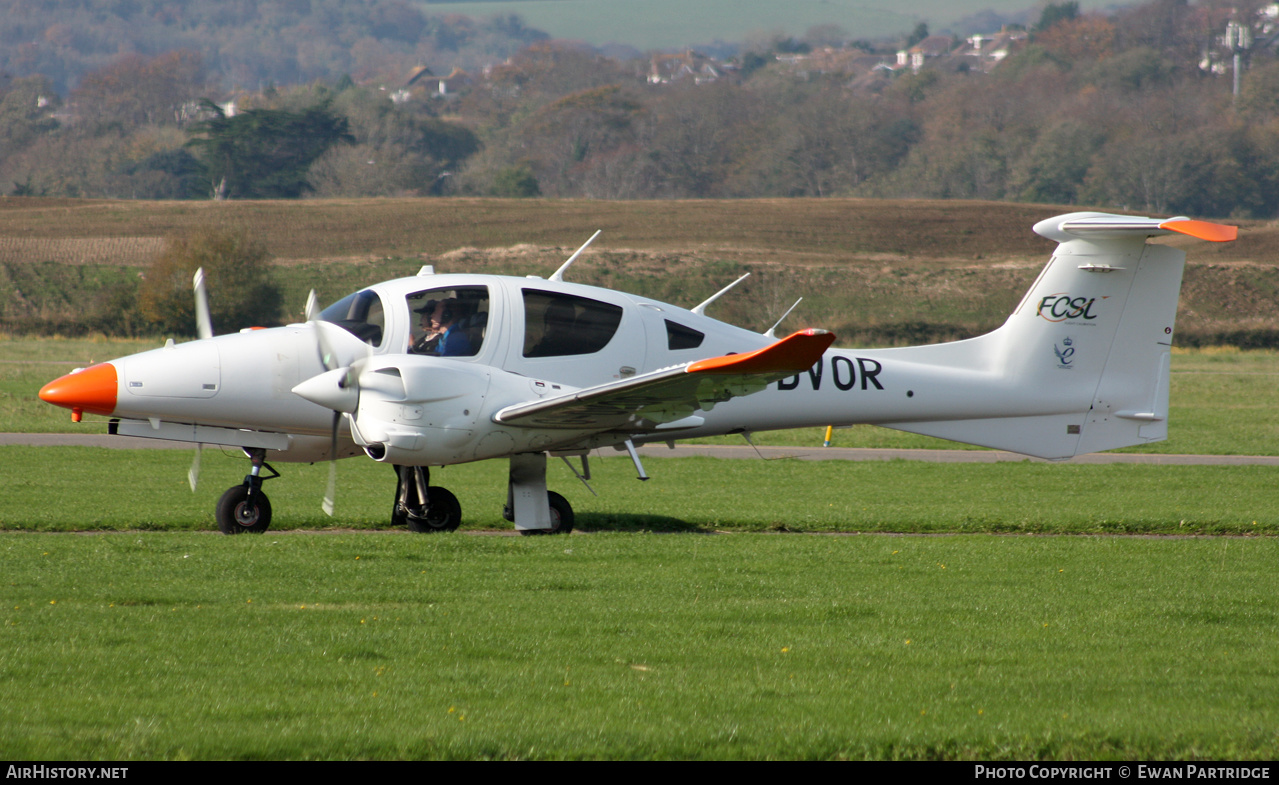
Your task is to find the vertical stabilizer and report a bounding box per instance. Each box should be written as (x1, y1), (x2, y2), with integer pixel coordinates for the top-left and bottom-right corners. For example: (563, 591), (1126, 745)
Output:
(881, 212), (1234, 459)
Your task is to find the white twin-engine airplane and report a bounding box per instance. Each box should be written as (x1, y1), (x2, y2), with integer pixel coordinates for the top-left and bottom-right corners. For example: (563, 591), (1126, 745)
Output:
(39, 212), (1237, 535)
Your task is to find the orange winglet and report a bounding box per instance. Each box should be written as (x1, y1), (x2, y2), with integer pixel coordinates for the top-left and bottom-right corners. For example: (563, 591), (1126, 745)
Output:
(1159, 219), (1238, 243)
(687, 329), (836, 375)
(39, 362), (118, 416)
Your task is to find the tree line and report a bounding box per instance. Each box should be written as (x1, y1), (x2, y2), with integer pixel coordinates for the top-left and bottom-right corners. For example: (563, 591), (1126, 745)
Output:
(4, 0), (1279, 217)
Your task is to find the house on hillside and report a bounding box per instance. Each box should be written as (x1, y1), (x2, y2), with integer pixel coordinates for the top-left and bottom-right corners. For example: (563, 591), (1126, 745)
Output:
(896, 35), (955, 72)
(949, 28), (1029, 73)
(403, 65), (472, 99)
(773, 47), (891, 79)
(1199, 4), (1279, 78)
(648, 51), (725, 84)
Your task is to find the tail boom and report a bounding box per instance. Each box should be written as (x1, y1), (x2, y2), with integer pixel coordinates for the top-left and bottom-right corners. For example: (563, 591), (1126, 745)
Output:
(691, 212), (1234, 461)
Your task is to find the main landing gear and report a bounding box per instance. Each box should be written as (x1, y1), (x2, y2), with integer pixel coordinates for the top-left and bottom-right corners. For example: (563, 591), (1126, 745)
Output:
(216, 448), (278, 534)
(504, 452), (574, 535)
(392, 453), (574, 535)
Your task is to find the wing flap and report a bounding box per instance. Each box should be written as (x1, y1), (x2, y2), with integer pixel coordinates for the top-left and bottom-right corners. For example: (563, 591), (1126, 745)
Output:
(494, 329), (835, 430)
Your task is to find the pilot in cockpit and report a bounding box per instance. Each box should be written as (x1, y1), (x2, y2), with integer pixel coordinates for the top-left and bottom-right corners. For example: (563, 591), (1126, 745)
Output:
(411, 298), (473, 356)
(430, 298), (473, 356)
(410, 299), (441, 354)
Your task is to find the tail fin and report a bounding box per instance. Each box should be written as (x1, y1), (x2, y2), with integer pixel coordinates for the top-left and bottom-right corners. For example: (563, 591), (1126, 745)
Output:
(883, 212), (1236, 459)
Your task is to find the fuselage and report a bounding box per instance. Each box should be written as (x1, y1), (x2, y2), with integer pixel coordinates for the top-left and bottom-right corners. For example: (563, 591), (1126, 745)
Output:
(38, 269), (1107, 462)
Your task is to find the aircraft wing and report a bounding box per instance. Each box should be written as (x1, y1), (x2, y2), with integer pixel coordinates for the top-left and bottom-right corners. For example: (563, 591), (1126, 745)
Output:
(493, 329), (836, 431)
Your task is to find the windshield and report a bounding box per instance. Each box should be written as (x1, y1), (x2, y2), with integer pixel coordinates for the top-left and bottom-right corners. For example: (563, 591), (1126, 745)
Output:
(320, 290), (385, 347)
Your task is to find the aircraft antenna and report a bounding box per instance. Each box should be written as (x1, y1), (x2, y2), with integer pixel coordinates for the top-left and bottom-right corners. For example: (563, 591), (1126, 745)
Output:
(692, 273), (750, 316)
(549, 230), (601, 282)
(763, 298), (803, 338)
(742, 431), (767, 461)
(623, 439), (650, 481)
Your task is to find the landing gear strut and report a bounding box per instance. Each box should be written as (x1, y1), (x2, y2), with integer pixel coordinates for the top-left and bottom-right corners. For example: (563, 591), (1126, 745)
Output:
(504, 452), (574, 535)
(216, 448), (278, 534)
(392, 465), (462, 532)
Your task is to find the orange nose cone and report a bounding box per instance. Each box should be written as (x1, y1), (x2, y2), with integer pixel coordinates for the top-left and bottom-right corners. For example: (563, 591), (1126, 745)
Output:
(39, 363), (118, 416)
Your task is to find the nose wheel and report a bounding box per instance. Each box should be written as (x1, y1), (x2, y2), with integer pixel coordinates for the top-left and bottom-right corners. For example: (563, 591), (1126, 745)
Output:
(216, 484), (272, 534)
(215, 448), (278, 535)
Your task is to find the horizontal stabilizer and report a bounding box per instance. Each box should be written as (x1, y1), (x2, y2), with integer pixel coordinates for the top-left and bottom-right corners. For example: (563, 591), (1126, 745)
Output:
(495, 330), (835, 430)
(1036, 213), (1238, 243)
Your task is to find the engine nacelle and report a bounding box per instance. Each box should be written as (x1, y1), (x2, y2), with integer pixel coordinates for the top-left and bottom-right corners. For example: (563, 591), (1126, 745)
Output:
(347, 355), (490, 465)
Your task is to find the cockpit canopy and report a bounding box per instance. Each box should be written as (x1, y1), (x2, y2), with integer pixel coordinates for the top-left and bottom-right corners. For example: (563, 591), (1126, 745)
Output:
(321, 285), (490, 357)
(320, 290), (385, 347)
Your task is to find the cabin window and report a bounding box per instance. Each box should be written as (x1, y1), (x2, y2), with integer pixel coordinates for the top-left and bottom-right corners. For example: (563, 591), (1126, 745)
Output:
(665, 320), (704, 350)
(522, 289), (624, 357)
(320, 289), (386, 347)
(405, 286), (489, 357)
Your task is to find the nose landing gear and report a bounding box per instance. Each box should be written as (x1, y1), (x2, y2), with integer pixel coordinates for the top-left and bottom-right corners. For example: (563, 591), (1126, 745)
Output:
(392, 465), (462, 532)
(215, 448), (278, 534)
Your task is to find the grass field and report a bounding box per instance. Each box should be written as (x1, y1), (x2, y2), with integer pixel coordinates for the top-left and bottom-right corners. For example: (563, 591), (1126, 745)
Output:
(4, 410), (1278, 759)
(4, 195), (1278, 759)
(3, 532), (1277, 759)
(3, 197), (1276, 345)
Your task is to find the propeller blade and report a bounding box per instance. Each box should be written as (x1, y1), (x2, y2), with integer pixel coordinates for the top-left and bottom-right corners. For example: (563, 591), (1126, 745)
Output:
(323, 461), (337, 516)
(187, 443), (202, 491)
(305, 290), (320, 322)
(193, 267), (213, 340)
(322, 410), (339, 516)
(313, 319), (370, 372)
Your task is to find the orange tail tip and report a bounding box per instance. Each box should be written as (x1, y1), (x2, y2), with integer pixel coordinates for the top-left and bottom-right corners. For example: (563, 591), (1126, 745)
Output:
(688, 329), (836, 375)
(39, 363), (118, 416)
(1159, 219), (1238, 243)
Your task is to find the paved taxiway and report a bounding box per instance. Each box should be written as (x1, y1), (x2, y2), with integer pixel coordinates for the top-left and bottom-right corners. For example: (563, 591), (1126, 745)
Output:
(3, 434), (1275, 466)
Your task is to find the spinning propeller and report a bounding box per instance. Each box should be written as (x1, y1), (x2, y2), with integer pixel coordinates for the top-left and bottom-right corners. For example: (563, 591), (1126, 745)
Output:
(294, 293), (375, 515)
(187, 267), (212, 492)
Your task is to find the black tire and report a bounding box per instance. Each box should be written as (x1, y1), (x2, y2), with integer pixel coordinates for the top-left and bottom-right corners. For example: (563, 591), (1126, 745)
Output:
(519, 491), (574, 536)
(216, 485), (272, 535)
(407, 486), (462, 533)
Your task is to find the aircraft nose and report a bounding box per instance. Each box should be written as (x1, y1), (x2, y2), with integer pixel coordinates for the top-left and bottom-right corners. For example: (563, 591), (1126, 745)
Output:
(39, 362), (118, 417)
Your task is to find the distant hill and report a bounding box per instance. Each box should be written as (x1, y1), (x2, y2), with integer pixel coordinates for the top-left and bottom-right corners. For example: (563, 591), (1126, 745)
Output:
(416, 0), (1129, 51)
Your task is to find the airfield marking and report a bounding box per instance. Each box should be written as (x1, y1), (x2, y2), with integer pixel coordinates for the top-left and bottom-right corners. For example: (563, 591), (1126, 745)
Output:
(4, 433), (1277, 466)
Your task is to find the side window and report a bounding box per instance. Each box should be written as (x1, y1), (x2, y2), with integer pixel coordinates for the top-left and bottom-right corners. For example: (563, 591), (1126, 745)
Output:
(406, 286), (489, 358)
(665, 320), (704, 350)
(320, 289), (385, 347)
(523, 289), (624, 358)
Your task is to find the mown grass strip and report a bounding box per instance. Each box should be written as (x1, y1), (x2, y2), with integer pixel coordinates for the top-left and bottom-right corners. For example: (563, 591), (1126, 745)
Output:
(2, 532), (1277, 759)
(1, 447), (1275, 535)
